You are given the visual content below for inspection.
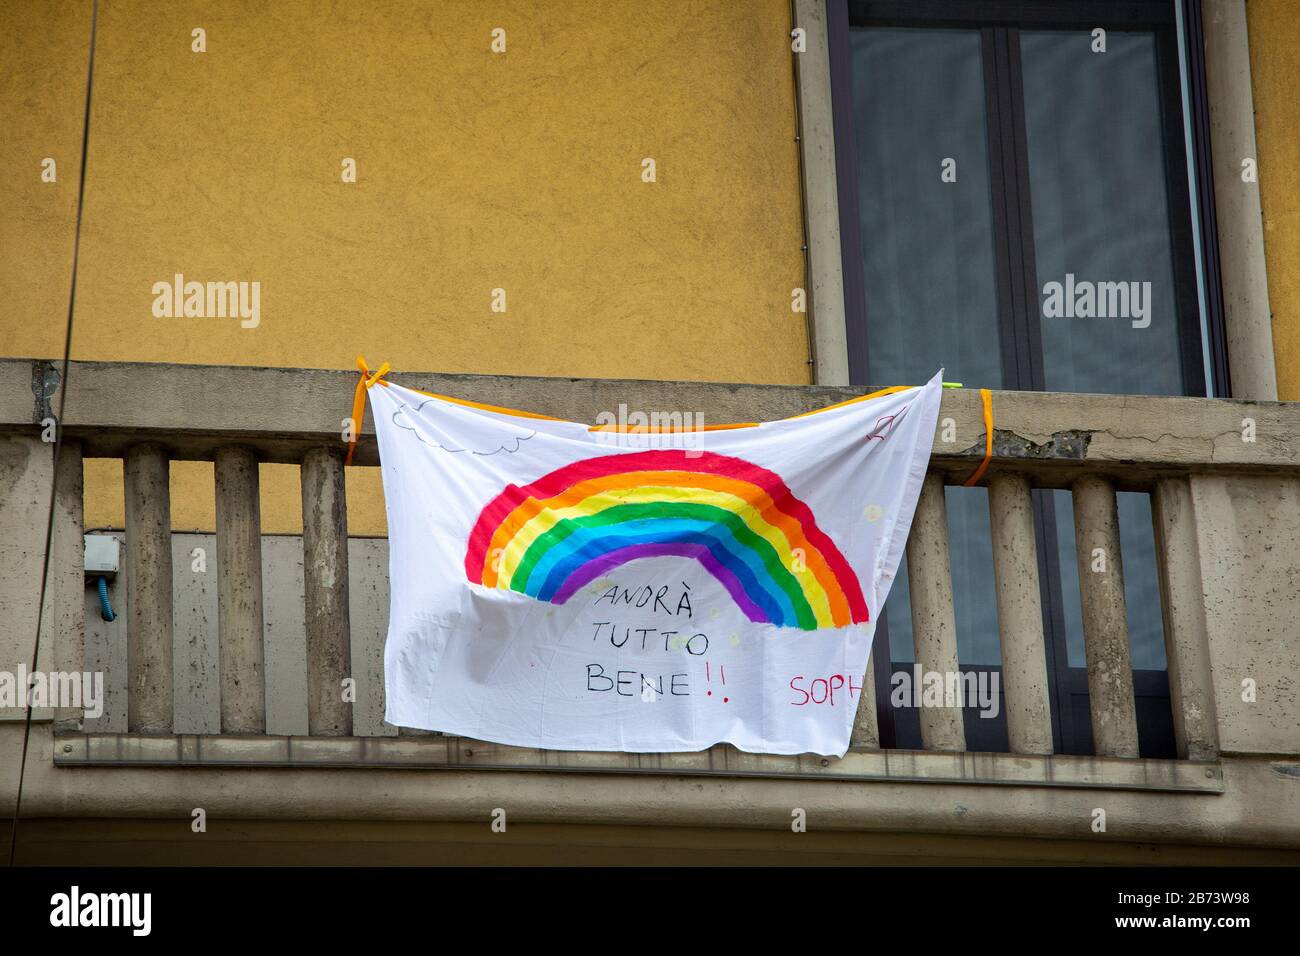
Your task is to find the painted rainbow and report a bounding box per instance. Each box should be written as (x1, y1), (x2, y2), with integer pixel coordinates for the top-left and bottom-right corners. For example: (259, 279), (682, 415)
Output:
(464, 450), (869, 630)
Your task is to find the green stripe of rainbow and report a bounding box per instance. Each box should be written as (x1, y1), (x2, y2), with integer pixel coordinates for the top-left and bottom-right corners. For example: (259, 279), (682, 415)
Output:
(464, 450), (868, 630)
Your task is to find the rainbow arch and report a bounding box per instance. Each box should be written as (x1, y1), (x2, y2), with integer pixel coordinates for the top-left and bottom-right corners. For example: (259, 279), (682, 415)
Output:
(464, 450), (868, 630)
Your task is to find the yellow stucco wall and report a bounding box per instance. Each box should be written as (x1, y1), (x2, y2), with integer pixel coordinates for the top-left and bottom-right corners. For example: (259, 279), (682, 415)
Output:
(0, 0), (91, 360)
(0, 0), (808, 534)
(1246, 0), (1299, 402)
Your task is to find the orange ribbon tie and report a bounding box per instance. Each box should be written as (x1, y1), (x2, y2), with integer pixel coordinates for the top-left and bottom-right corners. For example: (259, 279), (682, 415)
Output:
(962, 388), (994, 487)
(344, 355), (390, 466)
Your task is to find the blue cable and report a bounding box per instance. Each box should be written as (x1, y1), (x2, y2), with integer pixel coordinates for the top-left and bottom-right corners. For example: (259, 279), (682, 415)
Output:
(96, 575), (115, 622)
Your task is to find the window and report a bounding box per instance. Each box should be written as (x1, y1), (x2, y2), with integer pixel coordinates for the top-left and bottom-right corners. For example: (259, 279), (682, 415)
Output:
(827, 0), (1228, 754)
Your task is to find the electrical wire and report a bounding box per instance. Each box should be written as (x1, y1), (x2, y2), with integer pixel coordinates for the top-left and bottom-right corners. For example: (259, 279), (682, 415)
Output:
(8, 0), (98, 868)
(96, 576), (115, 622)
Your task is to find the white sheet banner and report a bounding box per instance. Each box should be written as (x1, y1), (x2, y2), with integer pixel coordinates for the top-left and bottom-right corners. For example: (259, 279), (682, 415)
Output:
(371, 372), (943, 756)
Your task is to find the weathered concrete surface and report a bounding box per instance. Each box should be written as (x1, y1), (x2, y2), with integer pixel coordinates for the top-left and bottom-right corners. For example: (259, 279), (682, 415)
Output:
(0, 362), (41, 427)
(1152, 478), (1220, 760)
(51, 731), (1222, 792)
(347, 537), (396, 738)
(1192, 474), (1300, 755)
(214, 447), (266, 734)
(85, 531), (392, 738)
(9, 724), (1300, 852)
(2, 359), (1296, 484)
(0, 434), (55, 720)
(988, 473), (1053, 755)
(906, 476), (965, 752)
(46, 441), (84, 730)
(84, 531), (228, 736)
(793, 0), (848, 386)
(5, 358), (1300, 858)
(1203, 0), (1279, 401)
(0, 431), (81, 727)
(167, 533), (217, 735)
(83, 532), (126, 734)
(849, 651), (879, 749)
(1072, 476), (1140, 758)
(300, 447), (352, 735)
(261, 535), (308, 736)
(124, 444), (173, 733)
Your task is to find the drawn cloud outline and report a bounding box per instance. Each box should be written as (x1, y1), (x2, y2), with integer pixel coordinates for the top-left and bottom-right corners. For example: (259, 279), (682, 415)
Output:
(392, 399), (537, 456)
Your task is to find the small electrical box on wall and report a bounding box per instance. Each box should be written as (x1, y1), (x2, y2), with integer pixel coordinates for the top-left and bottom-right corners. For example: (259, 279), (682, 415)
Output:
(84, 534), (120, 578)
(84, 534), (120, 622)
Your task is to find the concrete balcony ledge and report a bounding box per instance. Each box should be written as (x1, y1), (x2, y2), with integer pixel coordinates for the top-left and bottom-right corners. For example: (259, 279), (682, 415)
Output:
(6, 723), (1294, 853)
(4, 356), (1299, 485)
(5, 358), (1300, 857)
(54, 732), (1224, 794)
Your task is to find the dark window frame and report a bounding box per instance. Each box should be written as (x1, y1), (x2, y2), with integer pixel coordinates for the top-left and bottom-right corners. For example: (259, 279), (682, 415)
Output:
(831, 0), (1227, 397)
(827, 0), (1229, 755)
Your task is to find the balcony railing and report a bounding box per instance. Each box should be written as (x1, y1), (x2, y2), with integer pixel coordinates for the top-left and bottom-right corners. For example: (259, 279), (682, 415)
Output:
(5, 357), (1297, 792)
